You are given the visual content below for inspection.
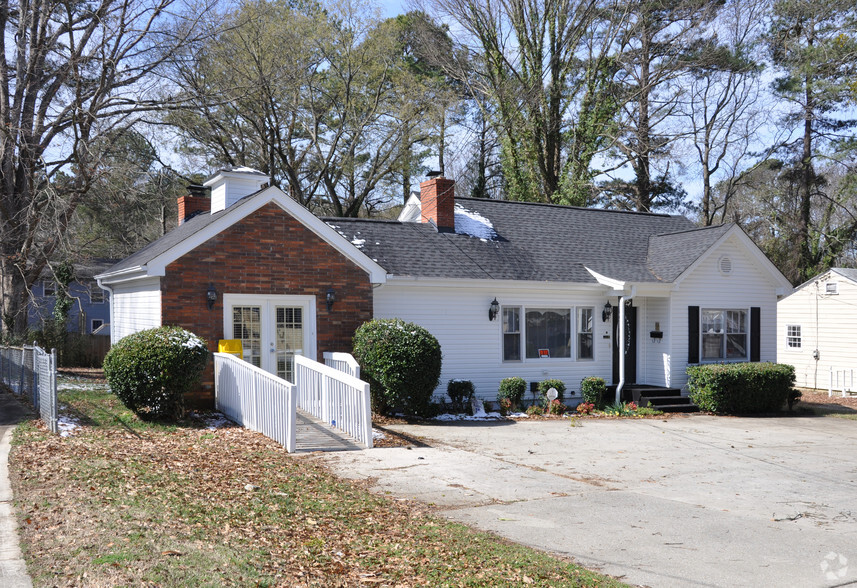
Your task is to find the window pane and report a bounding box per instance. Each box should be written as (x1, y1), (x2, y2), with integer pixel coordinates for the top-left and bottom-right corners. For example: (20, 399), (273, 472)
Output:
(702, 333), (723, 359)
(577, 307), (593, 359)
(726, 310), (745, 334)
(726, 334), (746, 358)
(578, 333), (593, 359)
(502, 307), (520, 361)
(702, 310), (723, 334)
(503, 333), (521, 361)
(525, 308), (571, 359)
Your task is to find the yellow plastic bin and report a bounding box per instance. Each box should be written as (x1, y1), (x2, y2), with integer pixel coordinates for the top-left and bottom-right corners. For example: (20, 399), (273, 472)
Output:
(218, 339), (243, 358)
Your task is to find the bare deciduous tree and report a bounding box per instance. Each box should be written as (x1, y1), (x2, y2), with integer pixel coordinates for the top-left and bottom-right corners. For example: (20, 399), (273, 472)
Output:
(0, 0), (211, 337)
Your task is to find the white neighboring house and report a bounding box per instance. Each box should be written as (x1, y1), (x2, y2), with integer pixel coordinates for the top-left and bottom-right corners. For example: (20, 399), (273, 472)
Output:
(777, 268), (857, 390)
(97, 168), (793, 407)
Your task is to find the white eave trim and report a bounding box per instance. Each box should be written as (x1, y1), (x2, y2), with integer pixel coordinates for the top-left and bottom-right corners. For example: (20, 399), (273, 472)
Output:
(584, 267), (626, 290)
(94, 266), (148, 285)
(112, 187), (387, 284)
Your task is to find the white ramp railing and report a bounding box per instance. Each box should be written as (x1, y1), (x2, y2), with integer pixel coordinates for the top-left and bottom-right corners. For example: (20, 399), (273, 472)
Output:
(295, 355), (372, 448)
(214, 353), (297, 452)
(829, 368), (856, 397)
(323, 351), (361, 378)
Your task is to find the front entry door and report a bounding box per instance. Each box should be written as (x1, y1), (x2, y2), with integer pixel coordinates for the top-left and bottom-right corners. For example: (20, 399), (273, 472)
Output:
(612, 303), (637, 385)
(224, 294), (316, 383)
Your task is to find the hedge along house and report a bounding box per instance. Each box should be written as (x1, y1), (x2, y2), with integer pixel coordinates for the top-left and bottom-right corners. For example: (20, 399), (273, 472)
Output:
(777, 268), (857, 390)
(97, 168), (792, 407)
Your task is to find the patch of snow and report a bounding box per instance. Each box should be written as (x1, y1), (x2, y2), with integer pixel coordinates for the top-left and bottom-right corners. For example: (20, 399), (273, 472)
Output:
(57, 381), (104, 392)
(454, 204), (497, 240)
(57, 415), (80, 437)
(351, 238), (366, 248)
(433, 412), (506, 421)
(372, 428), (386, 440)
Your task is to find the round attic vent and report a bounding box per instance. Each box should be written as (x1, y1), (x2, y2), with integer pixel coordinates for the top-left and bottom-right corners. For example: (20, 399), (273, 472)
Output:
(718, 256), (733, 275)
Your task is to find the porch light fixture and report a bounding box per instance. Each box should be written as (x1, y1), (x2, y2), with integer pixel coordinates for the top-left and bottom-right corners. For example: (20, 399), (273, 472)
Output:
(488, 298), (500, 321)
(326, 288), (336, 312)
(602, 301), (612, 322)
(206, 283), (217, 310)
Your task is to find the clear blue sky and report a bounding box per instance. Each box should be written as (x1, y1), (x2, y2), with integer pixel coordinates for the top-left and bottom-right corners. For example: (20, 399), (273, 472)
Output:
(380, 0), (407, 17)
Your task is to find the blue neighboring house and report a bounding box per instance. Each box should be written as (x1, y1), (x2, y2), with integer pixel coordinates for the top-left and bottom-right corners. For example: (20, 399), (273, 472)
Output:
(28, 258), (116, 335)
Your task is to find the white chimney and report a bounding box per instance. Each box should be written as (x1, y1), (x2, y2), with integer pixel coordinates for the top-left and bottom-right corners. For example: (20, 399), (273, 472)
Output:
(204, 167), (269, 213)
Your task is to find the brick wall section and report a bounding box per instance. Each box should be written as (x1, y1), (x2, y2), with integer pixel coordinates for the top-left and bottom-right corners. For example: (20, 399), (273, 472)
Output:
(161, 202), (373, 407)
(177, 195), (211, 225)
(419, 177), (455, 231)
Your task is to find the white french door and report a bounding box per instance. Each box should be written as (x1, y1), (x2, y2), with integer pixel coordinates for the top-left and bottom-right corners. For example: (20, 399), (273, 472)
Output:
(223, 294), (316, 382)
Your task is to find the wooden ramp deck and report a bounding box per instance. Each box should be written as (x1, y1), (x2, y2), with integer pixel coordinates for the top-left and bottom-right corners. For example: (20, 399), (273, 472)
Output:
(295, 409), (363, 452)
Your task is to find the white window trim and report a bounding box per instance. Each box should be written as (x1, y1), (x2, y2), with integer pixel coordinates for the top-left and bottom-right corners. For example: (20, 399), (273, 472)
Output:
(501, 305), (596, 363)
(576, 306), (595, 361)
(91, 318), (104, 333)
(785, 324), (802, 350)
(700, 307), (749, 363)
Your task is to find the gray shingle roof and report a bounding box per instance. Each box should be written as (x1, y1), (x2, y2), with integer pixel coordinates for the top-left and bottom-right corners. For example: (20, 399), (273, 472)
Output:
(102, 207), (225, 274)
(326, 197), (726, 283)
(832, 268), (857, 283)
(102, 189), (730, 285)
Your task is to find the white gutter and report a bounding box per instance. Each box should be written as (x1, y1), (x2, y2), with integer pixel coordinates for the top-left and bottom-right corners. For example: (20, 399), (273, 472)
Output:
(96, 277), (115, 346)
(616, 285), (637, 404)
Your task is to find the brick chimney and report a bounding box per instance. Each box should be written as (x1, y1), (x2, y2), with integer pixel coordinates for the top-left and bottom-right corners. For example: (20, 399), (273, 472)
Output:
(177, 185), (210, 226)
(420, 175), (455, 232)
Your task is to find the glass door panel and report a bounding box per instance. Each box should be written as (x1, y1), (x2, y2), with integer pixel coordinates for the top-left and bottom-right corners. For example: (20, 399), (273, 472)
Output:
(232, 306), (262, 367)
(275, 306), (303, 382)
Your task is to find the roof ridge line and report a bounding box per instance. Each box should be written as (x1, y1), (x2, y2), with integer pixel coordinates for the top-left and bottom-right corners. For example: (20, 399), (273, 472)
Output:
(652, 223), (732, 238)
(454, 196), (679, 218)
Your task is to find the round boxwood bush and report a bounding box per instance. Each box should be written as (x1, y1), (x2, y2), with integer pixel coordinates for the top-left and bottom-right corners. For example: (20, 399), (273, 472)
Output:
(352, 319), (442, 417)
(580, 376), (606, 408)
(447, 379), (475, 414)
(497, 377), (526, 412)
(103, 326), (209, 421)
(538, 378), (566, 407)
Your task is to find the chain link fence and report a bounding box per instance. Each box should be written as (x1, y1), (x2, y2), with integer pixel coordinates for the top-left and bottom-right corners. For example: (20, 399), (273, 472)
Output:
(1, 343), (58, 433)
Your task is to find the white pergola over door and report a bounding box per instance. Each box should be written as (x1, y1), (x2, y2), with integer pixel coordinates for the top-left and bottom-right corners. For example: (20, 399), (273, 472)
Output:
(223, 294), (316, 382)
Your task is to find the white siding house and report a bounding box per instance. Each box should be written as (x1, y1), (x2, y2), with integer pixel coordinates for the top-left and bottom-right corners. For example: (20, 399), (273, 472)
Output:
(100, 168), (793, 407)
(777, 269), (857, 390)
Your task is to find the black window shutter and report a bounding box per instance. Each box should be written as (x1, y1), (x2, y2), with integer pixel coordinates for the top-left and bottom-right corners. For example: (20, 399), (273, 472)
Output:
(750, 307), (761, 362)
(688, 306), (699, 363)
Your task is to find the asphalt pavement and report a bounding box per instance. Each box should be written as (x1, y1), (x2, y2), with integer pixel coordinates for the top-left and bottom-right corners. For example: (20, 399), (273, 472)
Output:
(321, 415), (857, 588)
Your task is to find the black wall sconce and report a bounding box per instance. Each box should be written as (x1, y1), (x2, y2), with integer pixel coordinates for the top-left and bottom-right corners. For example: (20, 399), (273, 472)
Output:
(206, 283), (217, 310)
(326, 288), (336, 312)
(488, 298), (500, 321)
(602, 301), (612, 322)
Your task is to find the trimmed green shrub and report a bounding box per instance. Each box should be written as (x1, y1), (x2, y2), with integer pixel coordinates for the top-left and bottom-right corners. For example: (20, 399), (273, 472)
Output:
(103, 326), (208, 421)
(538, 379), (566, 407)
(352, 319), (442, 417)
(447, 379), (475, 413)
(686, 362), (796, 414)
(497, 377), (526, 411)
(580, 376), (607, 407)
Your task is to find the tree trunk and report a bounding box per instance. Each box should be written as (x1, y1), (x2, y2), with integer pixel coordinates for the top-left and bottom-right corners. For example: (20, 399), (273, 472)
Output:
(635, 23), (653, 212)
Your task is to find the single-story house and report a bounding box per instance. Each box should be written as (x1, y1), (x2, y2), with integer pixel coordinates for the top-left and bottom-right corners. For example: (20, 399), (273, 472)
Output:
(96, 168), (792, 407)
(777, 268), (857, 390)
(30, 258), (115, 334)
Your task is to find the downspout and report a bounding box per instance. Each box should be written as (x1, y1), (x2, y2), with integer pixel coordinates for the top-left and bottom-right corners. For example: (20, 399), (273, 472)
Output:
(96, 278), (114, 345)
(616, 286), (637, 405)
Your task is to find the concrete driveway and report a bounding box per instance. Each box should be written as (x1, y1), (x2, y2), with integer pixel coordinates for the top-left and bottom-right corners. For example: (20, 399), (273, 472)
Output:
(319, 415), (857, 587)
